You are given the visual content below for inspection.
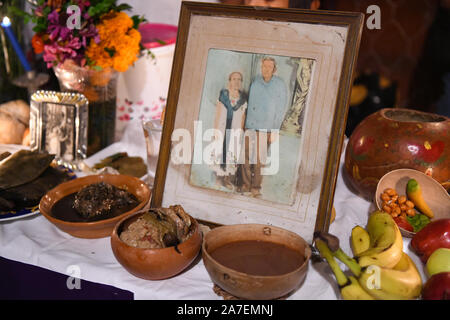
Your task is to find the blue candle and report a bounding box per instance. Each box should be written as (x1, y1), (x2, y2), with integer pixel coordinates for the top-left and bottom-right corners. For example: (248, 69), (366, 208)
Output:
(1, 16), (32, 72)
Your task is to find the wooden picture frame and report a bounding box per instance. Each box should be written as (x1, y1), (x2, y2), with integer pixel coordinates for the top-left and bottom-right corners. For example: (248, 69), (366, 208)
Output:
(151, 1), (363, 242)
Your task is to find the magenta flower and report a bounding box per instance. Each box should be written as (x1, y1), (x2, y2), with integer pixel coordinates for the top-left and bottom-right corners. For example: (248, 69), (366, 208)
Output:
(80, 24), (100, 46)
(47, 10), (72, 41)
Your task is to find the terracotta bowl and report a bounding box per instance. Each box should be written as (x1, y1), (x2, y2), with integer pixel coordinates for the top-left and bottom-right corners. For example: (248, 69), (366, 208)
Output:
(375, 168), (450, 238)
(110, 210), (202, 280)
(202, 224), (311, 300)
(39, 174), (151, 238)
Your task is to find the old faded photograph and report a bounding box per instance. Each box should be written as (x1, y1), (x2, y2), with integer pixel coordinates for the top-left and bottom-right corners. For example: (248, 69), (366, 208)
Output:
(189, 49), (315, 205)
(43, 103), (75, 162)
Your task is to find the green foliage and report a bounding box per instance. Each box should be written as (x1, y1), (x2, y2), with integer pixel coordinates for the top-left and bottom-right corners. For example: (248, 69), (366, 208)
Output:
(88, 0), (133, 20)
(8, 2), (47, 33)
(104, 47), (116, 57)
(155, 39), (167, 45)
(32, 16), (48, 33)
(131, 14), (147, 29)
(407, 214), (431, 233)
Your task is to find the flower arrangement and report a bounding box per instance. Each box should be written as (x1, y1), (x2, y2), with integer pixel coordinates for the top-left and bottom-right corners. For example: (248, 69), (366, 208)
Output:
(21, 0), (145, 72)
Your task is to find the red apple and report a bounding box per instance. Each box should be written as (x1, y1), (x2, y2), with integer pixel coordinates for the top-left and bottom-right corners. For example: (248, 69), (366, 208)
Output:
(411, 219), (450, 263)
(422, 272), (450, 300)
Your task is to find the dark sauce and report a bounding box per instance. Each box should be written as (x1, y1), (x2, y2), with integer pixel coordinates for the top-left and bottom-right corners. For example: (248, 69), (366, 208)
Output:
(209, 240), (305, 276)
(51, 192), (138, 222)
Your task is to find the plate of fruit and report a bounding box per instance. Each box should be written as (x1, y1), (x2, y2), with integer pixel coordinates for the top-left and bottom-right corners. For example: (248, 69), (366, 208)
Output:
(375, 168), (450, 238)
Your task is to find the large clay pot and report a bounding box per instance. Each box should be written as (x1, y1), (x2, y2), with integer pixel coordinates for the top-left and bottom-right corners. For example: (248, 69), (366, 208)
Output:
(344, 108), (450, 200)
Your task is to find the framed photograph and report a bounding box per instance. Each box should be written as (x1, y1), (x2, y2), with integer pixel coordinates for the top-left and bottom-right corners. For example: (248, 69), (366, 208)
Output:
(30, 91), (88, 168)
(151, 2), (363, 242)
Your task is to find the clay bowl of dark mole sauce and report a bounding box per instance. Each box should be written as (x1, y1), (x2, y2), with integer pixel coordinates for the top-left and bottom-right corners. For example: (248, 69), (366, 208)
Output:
(39, 174), (151, 238)
(202, 224), (311, 300)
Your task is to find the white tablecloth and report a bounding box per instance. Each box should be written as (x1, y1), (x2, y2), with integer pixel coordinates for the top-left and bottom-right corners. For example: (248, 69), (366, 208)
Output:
(0, 139), (427, 300)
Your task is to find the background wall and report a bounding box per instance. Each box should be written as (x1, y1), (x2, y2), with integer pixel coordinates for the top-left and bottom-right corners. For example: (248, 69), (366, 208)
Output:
(324, 0), (441, 109)
(127, 0), (219, 26)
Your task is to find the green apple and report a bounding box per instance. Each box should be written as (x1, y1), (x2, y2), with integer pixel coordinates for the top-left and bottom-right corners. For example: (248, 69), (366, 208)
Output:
(426, 248), (450, 276)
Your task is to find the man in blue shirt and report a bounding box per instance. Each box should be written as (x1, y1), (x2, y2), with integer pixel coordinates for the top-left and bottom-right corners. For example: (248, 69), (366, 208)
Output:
(245, 58), (288, 130)
(239, 56), (288, 196)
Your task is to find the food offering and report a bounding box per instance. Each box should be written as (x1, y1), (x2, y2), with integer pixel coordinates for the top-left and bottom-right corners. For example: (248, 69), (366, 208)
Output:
(406, 179), (434, 219)
(411, 219), (450, 263)
(110, 205), (202, 280)
(92, 152), (147, 178)
(39, 174), (151, 238)
(375, 169), (450, 237)
(410, 219), (450, 300)
(379, 186), (430, 234)
(202, 224), (311, 300)
(0, 100), (31, 145)
(51, 182), (140, 223)
(119, 205), (195, 249)
(314, 211), (423, 300)
(0, 149), (74, 219)
(209, 241), (305, 277)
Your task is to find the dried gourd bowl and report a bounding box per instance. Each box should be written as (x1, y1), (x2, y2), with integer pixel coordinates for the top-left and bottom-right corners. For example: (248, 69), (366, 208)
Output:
(110, 209), (202, 280)
(375, 168), (450, 238)
(202, 224), (311, 300)
(39, 174), (151, 238)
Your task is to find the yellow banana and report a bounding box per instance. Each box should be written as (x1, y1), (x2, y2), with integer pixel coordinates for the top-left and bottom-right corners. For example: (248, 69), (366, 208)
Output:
(341, 276), (375, 300)
(351, 225), (370, 256)
(315, 239), (373, 300)
(316, 228), (420, 301)
(358, 252), (422, 300)
(356, 211), (403, 268)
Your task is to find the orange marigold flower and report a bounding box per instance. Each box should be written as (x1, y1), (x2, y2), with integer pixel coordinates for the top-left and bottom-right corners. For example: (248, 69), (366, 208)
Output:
(99, 11), (133, 35)
(86, 11), (141, 72)
(32, 34), (44, 54)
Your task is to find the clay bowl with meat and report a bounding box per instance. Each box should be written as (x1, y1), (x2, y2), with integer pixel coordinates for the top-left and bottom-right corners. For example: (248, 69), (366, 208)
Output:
(39, 174), (151, 238)
(202, 224), (311, 300)
(110, 206), (202, 280)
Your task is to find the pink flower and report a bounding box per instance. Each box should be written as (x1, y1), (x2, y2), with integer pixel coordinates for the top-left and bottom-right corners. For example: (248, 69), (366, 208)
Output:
(43, 36), (82, 68)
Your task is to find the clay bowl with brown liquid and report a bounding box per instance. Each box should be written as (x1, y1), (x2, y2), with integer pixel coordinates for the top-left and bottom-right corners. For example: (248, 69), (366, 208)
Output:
(202, 224), (311, 300)
(110, 210), (202, 280)
(39, 174), (151, 238)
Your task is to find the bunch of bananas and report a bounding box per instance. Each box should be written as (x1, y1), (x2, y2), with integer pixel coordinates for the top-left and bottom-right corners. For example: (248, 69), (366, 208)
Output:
(315, 211), (422, 300)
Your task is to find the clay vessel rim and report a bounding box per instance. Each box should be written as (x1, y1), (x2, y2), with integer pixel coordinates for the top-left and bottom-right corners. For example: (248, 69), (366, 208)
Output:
(380, 108), (448, 123)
